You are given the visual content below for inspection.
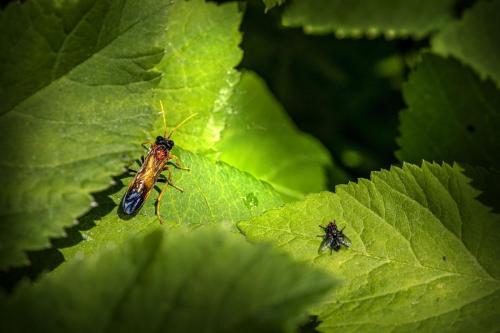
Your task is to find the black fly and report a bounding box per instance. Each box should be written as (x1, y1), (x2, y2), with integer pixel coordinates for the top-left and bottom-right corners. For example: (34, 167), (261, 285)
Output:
(318, 220), (351, 254)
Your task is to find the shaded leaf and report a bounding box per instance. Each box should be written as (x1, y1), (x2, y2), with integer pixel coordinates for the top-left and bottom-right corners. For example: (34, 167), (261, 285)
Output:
(239, 162), (500, 332)
(263, 0), (286, 11)
(463, 165), (500, 212)
(281, 0), (456, 39)
(0, 0), (171, 269)
(433, 0), (500, 89)
(217, 71), (332, 201)
(397, 54), (500, 169)
(59, 149), (283, 260)
(0, 227), (335, 333)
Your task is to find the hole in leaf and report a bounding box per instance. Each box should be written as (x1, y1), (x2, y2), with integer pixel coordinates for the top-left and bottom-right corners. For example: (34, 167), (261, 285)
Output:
(466, 125), (475, 133)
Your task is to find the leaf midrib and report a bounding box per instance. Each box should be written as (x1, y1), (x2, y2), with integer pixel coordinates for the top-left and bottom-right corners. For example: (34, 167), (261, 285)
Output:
(245, 223), (499, 283)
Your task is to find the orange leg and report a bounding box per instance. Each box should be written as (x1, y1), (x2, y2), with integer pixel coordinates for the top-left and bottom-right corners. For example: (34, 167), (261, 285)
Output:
(168, 153), (190, 171)
(155, 167), (184, 224)
(142, 142), (154, 151)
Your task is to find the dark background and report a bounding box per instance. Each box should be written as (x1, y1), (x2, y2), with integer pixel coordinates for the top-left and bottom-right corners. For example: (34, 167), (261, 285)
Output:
(238, 0), (474, 187)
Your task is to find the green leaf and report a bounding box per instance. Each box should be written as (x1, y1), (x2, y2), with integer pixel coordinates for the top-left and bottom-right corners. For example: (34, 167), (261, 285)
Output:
(397, 53), (500, 169)
(239, 162), (500, 332)
(59, 148), (283, 260)
(216, 71), (332, 201)
(153, 0), (243, 153)
(139, 1), (331, 199)
(263, 0), (286, 11)
(0, 0), (171, 269)
(0, 227), (335, 333)
(433, 0), (500, 89)
(281, 0), (456, 39)
(463, 165), (500, 212)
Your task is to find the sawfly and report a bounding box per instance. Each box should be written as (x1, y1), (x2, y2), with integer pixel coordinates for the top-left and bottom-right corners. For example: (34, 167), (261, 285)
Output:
(121, 102), (197, 223)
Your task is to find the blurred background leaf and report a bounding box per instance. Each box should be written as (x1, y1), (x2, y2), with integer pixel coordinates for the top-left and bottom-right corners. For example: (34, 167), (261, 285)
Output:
(433, 0), (500, 89)
(397, 53), (500, 210)
(217, 71), (332, 200)
(241, 0), (410, 184)
(397, 54), (500, 168)
(280, 0), (457, 38)
(0, 227), (335, 333)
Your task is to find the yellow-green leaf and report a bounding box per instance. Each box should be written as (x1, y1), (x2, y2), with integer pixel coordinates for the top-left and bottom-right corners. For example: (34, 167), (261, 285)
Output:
(239, 162), (500, 332)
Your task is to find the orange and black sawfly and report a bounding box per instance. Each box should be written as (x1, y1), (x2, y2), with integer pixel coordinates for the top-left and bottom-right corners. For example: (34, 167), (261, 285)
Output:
(121, 102), (196, 223)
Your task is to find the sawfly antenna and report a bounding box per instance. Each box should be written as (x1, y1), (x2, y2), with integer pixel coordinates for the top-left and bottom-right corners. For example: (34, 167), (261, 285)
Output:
(159, 100), (168, 137)
(167, 112), (198, 139)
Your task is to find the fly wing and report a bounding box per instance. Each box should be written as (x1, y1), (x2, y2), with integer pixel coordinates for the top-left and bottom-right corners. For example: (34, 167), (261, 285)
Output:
(318, 237), (331, 254)
(340, 234), (352, 248)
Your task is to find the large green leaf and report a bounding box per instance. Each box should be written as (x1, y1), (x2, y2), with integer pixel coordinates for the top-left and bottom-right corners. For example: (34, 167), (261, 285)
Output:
(59, 148), (283, 260)
(397, 54), (500, 169)
(216, 71), (332, 201)
(433, 0), (500, 89)
(0, 0), (171, 269)
(281, 0), (456, 39)
(0, 227), (335, 333)
(239, 162), (500, 332)
(153, 0), (243, 153)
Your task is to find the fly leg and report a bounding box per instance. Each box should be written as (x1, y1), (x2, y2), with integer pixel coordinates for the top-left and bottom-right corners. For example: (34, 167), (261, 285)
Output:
(155, 166), (184, 224)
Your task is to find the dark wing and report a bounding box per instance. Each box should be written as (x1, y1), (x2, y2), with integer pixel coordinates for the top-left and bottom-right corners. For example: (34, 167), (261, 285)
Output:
(122, 189), (147, 215)
(339, 234), (352, 248)
(121, 146), (165, 215)
(318, 237), (331, 254)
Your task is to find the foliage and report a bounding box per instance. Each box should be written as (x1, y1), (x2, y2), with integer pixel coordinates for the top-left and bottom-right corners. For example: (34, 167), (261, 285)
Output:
(1, 0), (499, 332)
(1, 228), (335, 332)
(433, 0), (500, 89)
(217, 71), (332, 200)
(397, 53), (500, 169)
(58, 149), (284, 261)
(240, 162), (500, 332)
(280, 0), (456, 38)
(0, 0), (167, 269)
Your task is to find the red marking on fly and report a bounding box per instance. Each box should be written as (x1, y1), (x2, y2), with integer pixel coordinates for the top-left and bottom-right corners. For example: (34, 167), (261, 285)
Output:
(121, 101), (197, 223)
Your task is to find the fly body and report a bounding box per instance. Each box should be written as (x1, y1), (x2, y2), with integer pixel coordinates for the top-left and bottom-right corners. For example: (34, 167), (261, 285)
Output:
(318, 220), (351, 254)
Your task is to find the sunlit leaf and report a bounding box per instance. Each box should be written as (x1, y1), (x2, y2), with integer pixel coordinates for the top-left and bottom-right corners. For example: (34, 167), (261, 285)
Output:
(0, 227), (335, 333)
(59, 149), (283, 261)
(217, 71), (332, 201)
(153, 0), (243, 152)
(239, 162), (500, 332)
